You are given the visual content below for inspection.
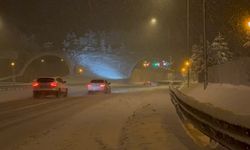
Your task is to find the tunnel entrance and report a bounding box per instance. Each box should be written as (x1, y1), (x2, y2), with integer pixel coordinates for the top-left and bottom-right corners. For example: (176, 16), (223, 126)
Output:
(21, 56), (70, 82)
(129, 59), (173, 82)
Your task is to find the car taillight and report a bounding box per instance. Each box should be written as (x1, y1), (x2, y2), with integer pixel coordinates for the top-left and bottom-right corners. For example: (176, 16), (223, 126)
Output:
(87, 84), (92, 88)
(50, 82), (58, 87)
(100, 84), (105, 88)
(32, 82), (39, 87)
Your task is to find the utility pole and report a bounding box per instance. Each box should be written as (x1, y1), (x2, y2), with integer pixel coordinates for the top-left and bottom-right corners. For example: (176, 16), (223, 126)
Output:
(187, 0), (190, 88)
(203, 0), (208, 90)
(11, 62), (16, 83)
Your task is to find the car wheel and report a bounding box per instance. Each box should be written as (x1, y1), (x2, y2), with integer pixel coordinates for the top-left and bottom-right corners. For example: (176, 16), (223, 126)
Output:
(33, 92), (39, 99)
(104, 88), (108, 94)
(56, 90), (61, 98)
(105, 88), (111, 94)
(64, 89), (68, 97)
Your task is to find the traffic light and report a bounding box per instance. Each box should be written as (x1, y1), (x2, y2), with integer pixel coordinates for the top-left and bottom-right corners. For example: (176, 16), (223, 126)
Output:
(143, 61), (150, 68)
(152, 62), (160, 68)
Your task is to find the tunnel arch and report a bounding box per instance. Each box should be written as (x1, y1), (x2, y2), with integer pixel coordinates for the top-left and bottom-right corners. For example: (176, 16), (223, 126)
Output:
(0, 52), (74, 81)
(21, 52), (73, 76)
(128, 57), (151, 77)
(128, 57), (172, 82)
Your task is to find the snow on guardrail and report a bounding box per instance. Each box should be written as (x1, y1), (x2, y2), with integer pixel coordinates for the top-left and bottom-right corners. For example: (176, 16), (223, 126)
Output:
(170, 87), (250, 150)
(0, 83), (31, 92)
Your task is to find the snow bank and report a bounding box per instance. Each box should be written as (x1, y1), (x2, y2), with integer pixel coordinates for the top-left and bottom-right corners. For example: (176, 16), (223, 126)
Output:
(177, 83), (250, 128)
(0, 88), (32, 103)
(183, 83), (250, 115)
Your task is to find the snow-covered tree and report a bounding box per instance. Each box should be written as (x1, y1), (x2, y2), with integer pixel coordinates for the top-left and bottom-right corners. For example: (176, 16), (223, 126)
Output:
(191, 44), (204, 74)
(243, 31), (250, 56)
(191, 33), (233, 82)
(63, 32), (82, 65)
(210, 33), (233, 65)
(98, 31), (109, 54)
(82, 31), (98, 53)
(62, 31), (133, 66)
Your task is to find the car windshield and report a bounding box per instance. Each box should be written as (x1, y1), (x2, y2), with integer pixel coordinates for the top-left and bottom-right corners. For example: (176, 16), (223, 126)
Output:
(90, 80), (105, 83)
(37, 78), (55, 83)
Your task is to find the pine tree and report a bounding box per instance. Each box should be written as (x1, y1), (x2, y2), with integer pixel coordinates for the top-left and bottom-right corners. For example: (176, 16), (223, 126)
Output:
(191, 44), (204, 74)
(210, 33), (233, 65)
(62, 32), (81, 65)
(83, 31), (97, 53)
(243, 31), (250, 56)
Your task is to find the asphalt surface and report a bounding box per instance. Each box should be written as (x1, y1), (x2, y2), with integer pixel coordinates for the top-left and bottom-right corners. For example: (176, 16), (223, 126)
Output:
(0, 85), (224, 150)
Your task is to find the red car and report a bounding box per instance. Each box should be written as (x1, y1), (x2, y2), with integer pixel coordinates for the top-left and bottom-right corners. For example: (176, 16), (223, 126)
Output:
(87, 79), (111, 94)
(32, 77), (68, 98)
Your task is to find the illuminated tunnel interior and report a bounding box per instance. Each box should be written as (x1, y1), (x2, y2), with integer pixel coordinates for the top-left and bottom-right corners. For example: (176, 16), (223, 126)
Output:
(21, 56), (70, 82)
(79, 53), (130, 80)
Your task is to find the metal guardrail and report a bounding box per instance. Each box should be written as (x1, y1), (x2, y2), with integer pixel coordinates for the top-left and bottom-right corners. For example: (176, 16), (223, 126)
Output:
(157, 80), (183, 85)
(170, 88), (250, 150)
(0, 83), (31, 92)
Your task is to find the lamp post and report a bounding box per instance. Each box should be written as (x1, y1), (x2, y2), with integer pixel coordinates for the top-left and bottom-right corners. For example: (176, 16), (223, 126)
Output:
(203, 0), (208, 90)
(187, 0), (190, 56)
(186, 0), (190, 88)
(10, 62), (16, 83)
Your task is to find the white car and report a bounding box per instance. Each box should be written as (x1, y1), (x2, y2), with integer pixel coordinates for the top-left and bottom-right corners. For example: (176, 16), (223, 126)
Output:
(32, 77), (68, 98)
(87, 79), (111, 94)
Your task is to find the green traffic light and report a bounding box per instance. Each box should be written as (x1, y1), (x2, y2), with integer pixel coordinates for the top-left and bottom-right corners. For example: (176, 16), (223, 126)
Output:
(152, 62), (160, 68)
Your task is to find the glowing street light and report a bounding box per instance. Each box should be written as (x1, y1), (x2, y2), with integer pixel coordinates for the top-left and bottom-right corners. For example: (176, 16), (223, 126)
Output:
(244, 19), (250, 30)
(185, 61), (190, 67)
(183, 60), (191, 87)
(181, 68), (186, 73)
(61, 58), (64, 62)
(150, 18), (157, 25)
(41, 59), (45, 63)
(10, 62), (15, 67)
(78, 68), (83, 74)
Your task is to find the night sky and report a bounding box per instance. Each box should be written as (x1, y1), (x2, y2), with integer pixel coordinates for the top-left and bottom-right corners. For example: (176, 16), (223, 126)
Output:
(0, 0), (249, 61)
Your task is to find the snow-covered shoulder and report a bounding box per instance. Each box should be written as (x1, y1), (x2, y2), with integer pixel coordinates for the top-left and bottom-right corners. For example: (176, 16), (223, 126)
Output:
(175, 83), (250, 128)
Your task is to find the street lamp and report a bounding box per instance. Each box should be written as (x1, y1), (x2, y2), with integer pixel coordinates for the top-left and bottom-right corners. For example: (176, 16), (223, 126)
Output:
(150, 18), (157, 25)
(185, 61), (190, 67)
(143, 61), (150, 68)
(185, 60), (191, 87)
(61, 58), (64, 62)
(11, 62), (15, 67)
(181, 68), (186, 74)
(10, 62), (16, 83)
(78, 68), (83, 74)
(41, 59), (45, 63)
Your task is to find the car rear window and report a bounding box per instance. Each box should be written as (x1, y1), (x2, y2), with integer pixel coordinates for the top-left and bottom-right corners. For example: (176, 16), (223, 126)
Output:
(37, 78), (55, 83)
(91, 80), (105, 83)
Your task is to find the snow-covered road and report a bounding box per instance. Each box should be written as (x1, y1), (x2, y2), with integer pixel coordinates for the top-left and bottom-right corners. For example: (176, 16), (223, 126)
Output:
(0, 86), (213, 150)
